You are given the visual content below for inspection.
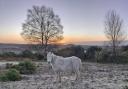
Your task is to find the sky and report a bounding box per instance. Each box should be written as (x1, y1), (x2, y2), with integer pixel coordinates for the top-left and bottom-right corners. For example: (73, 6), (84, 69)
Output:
(0, 0), (128, 44)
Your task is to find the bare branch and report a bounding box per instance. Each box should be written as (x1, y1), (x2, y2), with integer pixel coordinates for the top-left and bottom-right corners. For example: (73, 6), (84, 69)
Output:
(104, 10), (126, 58)
(21, 5), (63, 51)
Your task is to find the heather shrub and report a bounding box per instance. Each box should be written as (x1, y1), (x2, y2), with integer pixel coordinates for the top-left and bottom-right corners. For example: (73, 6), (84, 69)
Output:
(18, 60), (36, 74)
(0, 69), (21, 81)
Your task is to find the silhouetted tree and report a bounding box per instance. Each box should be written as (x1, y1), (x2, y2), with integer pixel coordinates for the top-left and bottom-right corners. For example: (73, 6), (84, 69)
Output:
(104, 10), (126, 59)
(21, 6), (63, 52)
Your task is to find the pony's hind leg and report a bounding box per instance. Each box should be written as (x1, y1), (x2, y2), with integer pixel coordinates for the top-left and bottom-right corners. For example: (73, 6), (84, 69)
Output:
(75, 70), (80, 81)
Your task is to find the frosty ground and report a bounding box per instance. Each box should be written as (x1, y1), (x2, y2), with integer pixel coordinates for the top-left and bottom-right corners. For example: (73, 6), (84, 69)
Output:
(0, 62), (128, 89)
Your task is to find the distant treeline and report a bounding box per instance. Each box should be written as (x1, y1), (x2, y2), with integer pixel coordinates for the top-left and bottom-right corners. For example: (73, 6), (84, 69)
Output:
(1, 45), (128, 63)
(0, 50), (44, 60)
(54, 45), (128, 64)
(84, 45), (128, 63)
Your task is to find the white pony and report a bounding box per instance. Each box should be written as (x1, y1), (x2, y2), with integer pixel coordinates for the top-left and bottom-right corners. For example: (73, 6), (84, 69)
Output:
(47, 52), (82, 82)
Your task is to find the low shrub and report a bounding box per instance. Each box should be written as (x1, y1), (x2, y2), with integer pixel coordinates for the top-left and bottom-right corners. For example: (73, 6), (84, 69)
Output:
(95, 50), (112, 63)
(86, 46), (102, 61)
(18, 60), (36, 74)
(5, 61), (37, 74)
(122, 45), (128, 51)
(5, 69), (21, 81)
(0, 69), (21, 81)
(95, 49), (128, 64)
(0, 73), (8, 82)
(1, 52), (17, 57)
(34, 53), (44, 60)
(0, 50), (45, 61)
(5, 63), (13, 69)
(20, 50), (34, 58)
(11, 64), (20, 70)
(114, 51), (128, 64)
(5, 63), (20, 70)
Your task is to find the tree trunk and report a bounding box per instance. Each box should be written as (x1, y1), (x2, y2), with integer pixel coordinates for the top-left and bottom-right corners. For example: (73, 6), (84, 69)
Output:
(112, 41), (117, 60)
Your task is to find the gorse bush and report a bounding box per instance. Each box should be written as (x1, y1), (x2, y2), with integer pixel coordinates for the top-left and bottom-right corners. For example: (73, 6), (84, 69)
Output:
(0, 69), (21, 81)
(0, 73), (8, 82)
(5, 60), (37, 74)
(18, 60), (36, 74)
(21, 50), (34, 58)
(1, 60), (36, 81)
(5, 69), (21, 81)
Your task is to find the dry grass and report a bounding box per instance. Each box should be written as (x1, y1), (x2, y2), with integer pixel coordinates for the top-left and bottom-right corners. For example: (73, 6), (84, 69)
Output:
(0, 62), (128, 89)
(0, 57), (33, 61)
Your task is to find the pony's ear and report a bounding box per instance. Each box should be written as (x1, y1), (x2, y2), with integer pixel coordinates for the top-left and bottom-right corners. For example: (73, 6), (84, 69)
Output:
(47, 51), (51, 54)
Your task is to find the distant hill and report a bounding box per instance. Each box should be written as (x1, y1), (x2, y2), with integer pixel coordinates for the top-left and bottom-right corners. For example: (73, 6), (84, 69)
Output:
(73, 40), (128, 46)
(0, 40), (128, 54)
(0, 43), (30, 54)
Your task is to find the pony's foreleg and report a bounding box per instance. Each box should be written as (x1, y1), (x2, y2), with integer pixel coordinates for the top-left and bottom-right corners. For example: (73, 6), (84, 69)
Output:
(56, 73), (58, 82)
(58, 72), (61, 82)
(55, 72), (59, 82)
(56, 72), (61, 82)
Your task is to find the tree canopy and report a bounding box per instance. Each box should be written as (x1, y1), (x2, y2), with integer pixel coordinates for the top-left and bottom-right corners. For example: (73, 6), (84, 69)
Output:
(21, 6), (63, 50)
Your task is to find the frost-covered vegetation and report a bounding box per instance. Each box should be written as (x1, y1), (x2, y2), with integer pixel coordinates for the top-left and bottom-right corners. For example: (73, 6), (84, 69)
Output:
(0, 60), (36, 82)
(1, 44), (128, 63)
(0, 50), (45, 61)
(0, 69), (21, 81)
(85, 46), (128, 63)
(0, 62), (128, 89)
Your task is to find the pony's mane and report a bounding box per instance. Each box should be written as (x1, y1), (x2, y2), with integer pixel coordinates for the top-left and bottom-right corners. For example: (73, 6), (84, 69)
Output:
(52, 53), (64, 60)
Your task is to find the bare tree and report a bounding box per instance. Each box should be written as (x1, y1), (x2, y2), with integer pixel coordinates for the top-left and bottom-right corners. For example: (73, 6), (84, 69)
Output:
(21, 6), (63, 52)
(104, 10), (126, 58)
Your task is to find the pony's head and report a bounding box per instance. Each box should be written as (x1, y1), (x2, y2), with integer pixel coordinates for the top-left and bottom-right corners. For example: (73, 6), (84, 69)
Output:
(47, 52), (53, 64)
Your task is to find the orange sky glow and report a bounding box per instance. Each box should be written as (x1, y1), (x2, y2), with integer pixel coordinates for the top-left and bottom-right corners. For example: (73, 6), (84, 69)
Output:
(61, 35), (107, 43)
(0, 34), (108, 44)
